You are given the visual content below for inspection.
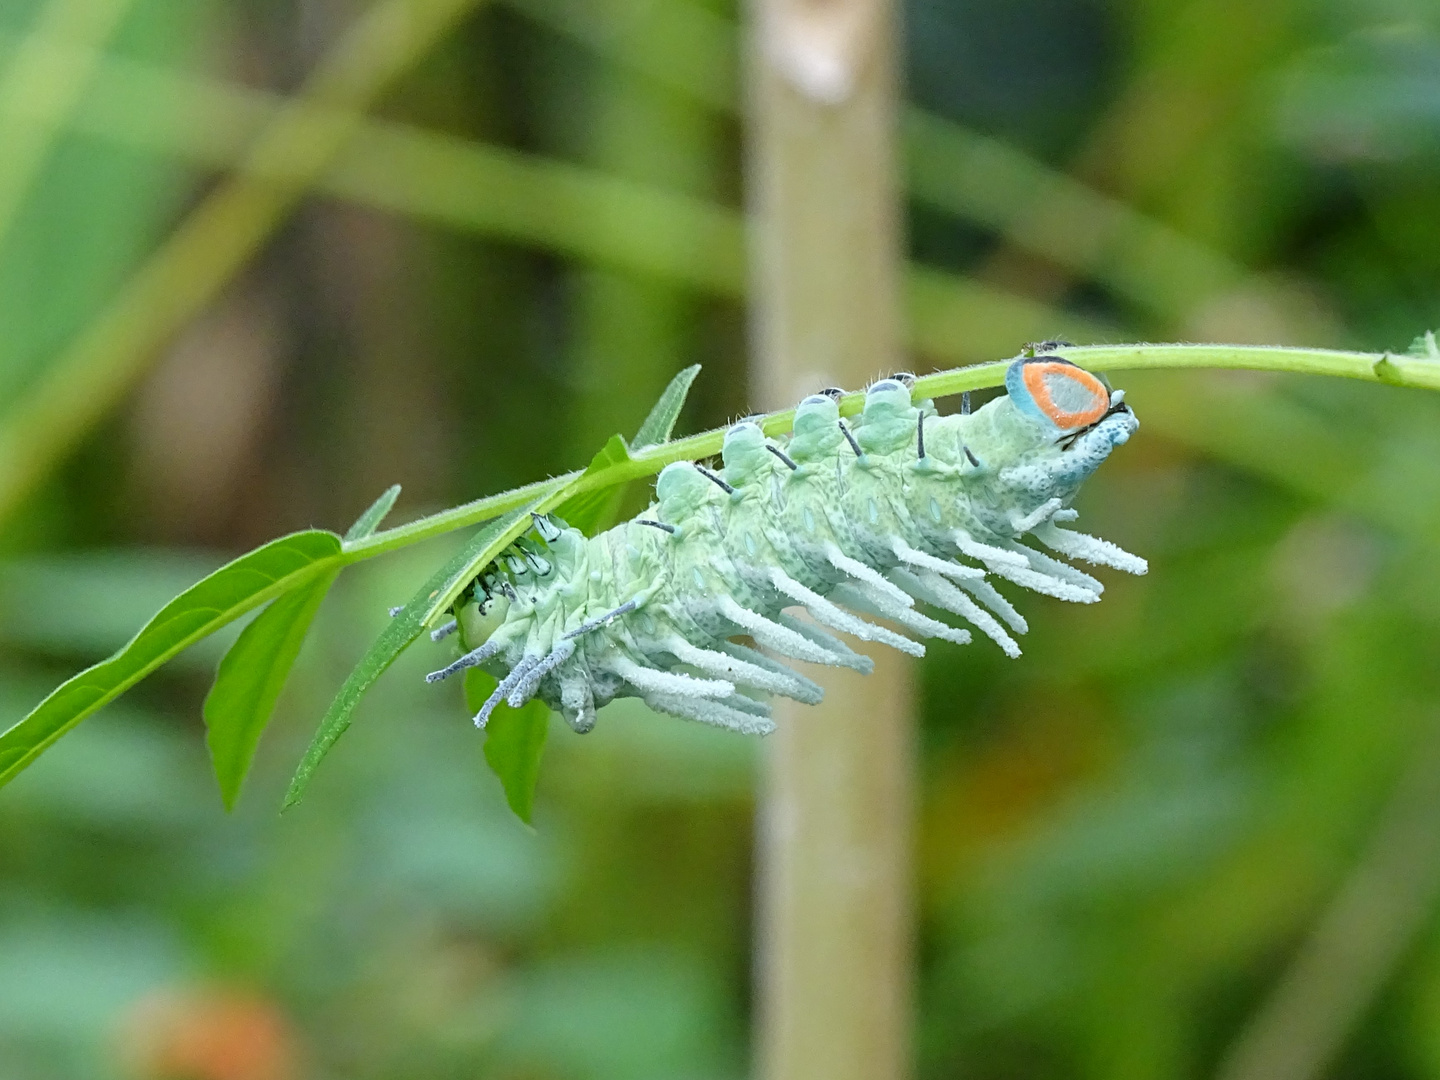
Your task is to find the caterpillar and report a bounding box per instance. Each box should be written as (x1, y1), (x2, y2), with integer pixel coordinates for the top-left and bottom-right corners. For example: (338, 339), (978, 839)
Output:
(424, 356), (1145, 735)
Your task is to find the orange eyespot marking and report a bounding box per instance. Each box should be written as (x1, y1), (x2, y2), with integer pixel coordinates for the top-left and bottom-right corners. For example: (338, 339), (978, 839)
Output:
(1021, 362), (1109, 430)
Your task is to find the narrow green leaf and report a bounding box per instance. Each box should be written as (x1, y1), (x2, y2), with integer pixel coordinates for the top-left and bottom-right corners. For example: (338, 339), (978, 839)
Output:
(632, 363), (701, 448)
(284, 498), (556, 809)
(203, 568), (339, 811)
(554, 433), (634, 536)
(466, 668), (549, 824)
(343, 483), (402, 543)
(484, 699), (551, 824)
(0, 530), (343, 790)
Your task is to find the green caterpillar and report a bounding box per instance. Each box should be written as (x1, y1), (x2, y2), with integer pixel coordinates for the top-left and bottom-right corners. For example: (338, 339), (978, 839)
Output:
(425, 356), (1145, 735)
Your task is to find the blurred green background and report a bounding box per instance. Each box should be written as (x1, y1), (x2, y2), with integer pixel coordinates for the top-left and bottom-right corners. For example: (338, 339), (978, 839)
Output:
(3, 0), (1440, 1077)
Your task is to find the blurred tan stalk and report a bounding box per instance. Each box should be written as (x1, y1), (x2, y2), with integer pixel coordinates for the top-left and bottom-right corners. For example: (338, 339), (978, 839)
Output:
(746, 0), (913, 1077)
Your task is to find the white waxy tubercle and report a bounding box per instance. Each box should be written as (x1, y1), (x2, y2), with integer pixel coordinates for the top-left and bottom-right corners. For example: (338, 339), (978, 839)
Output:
(890, 566), (1021, 659)
(608, 655), (733, 700)
(1033, 521), (1149, 575)
(666, 637), (824, 704)
(769, 567), (925, 657)
(891, 537), (984, 581)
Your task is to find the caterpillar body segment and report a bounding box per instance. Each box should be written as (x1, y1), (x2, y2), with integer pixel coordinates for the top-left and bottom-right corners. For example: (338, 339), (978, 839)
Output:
(437, 356), (1144, 736)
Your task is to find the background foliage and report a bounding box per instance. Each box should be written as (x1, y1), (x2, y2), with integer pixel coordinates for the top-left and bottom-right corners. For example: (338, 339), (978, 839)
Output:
(3, 0), (1440, 1078)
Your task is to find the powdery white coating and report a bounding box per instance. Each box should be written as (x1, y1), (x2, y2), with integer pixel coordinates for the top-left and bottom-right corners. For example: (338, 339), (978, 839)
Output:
(441, 359), (1146, 735)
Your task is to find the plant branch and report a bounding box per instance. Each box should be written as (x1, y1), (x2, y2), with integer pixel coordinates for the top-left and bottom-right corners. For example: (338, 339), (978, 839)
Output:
(1062, 343), (1440, 389)
(344, 342), (1440, 560)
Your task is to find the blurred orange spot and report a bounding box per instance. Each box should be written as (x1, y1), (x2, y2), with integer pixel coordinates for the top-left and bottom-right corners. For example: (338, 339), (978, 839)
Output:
(121, 989), (299, 1080)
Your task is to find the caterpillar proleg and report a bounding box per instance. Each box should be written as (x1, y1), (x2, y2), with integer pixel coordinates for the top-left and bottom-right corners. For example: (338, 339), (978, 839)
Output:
(429, 356), (1144, 735)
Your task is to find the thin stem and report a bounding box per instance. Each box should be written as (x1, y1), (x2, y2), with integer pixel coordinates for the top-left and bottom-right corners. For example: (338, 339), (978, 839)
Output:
(341, 474), (573, 558)
(345, 341), (1440, 560)
(1026, 343), (1440, 390)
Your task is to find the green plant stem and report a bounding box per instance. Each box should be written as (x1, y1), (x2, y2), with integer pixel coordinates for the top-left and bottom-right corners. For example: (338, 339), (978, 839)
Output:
(1053, 343), (1440, 389)
(342, 342), (1440, 560)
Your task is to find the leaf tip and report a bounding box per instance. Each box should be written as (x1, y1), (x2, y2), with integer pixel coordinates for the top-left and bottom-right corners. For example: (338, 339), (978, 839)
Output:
(632, 364), (703, 448)
(279, 780), (306, 813)
(343, 483), (403, 543)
